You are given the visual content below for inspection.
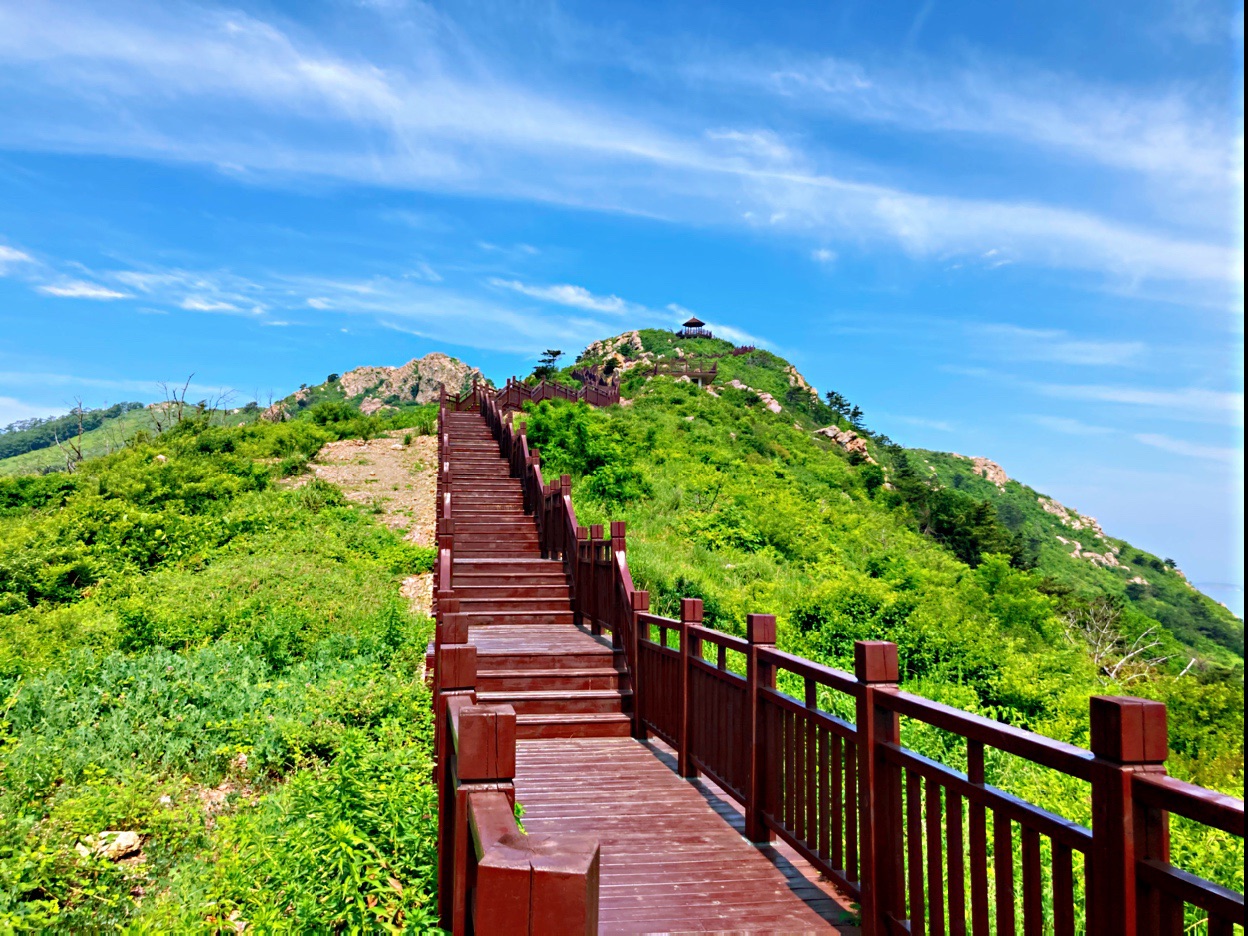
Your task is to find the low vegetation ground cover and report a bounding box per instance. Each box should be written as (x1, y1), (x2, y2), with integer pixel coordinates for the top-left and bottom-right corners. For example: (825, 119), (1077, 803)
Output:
(0, 404), (440, 930)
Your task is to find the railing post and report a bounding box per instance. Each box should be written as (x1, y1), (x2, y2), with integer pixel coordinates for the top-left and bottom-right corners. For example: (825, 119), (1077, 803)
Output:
(855, 640), (903, 936)
(745, 613), (776, 843)
(1088, 696), (1170, 936)
(588, 525), (604, 635)
(679, 598), (702, 779)
(630, 589), (649, 740)
(449, 703), (517, 935)
(436, 647), (478, 931)
(573, 526), (588, 627)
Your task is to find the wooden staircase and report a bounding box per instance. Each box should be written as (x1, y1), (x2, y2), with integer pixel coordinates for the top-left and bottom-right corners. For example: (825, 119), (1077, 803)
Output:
(444, 409), (633, 739)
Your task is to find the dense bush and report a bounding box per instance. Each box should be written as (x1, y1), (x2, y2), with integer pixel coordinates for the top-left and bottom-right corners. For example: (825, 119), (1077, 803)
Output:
(0, 416), (438, 930)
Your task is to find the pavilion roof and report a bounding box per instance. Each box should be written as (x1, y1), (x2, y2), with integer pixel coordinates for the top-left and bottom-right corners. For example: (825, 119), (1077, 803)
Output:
(682, 316), (705, 328)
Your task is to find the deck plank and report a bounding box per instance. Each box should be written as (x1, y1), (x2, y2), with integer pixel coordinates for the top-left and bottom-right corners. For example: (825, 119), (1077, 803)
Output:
(515, 737), (860, 934)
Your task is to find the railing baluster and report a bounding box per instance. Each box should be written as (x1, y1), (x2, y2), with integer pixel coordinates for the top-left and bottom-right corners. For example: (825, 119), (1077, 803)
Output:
(948, 790), (966, 936)
(967, 741), (990, 935)
(994, 812), (1016, 936)
(1052, 843), (1074, 936)
(927, 779), (946, 936)
(907, 769), (926, 935)
(1021, 827), (1042, 936)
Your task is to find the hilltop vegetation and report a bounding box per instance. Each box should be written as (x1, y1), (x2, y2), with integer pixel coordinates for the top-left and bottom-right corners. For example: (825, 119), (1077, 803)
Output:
(0, 404), (149, 475)
(0, 403), (440, 929)
(523, 329), (1244, 903)
(534, 330), (1243, 774)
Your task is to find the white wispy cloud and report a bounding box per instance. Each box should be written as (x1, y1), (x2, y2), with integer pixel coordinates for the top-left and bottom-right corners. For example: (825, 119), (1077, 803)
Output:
(488, 278), (630, 314)
(37, 280), (128, 299)
(0, 245), (34, 271)
(974, 324), (1146, 366)
(1035, 382), (1243, 421)
(1134, 432), (1242, 462)
(0, 1), (1238, 294)
(180, 296), (241, 312)
(711, 50), (1243, 210)
(811, 248), (836, 264)
(1029, 415), (1115, 436)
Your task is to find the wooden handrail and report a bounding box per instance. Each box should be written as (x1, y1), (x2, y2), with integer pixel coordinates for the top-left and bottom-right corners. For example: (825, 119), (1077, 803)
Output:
(459, 380), (1244, 935)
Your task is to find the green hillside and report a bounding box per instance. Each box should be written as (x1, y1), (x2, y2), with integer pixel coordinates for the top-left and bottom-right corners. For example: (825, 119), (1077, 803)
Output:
(0, 405), (440, 928)
(523, 327), (1244, 900)
(0, 404), (265, 477)
(1, 329), (1239, 925)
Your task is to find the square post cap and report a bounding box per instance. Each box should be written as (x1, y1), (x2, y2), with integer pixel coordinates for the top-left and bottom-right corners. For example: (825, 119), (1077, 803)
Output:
(457, 704), (517, 782)
(747, 613), (776, 645)
(1090, 696), (1168, 764)
(630, 590), (650, 612)
(680, 598), (704, 624)
(855, 640), (899, 684)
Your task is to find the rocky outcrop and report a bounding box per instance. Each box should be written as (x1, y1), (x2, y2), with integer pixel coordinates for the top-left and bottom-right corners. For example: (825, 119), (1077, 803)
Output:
(339, 353), (483, 404)
(1056, 534), (1122, 568)
(358, 396), (394, 416)
(1038, 496), (1106, 539)
(261, 387), (310, 422)
(816, 424), (875, 462)
(583, 331), (644, 361)
(582, 332), (656, 377)
(728, 379), (783, 414)
(784, 365), (819, 401)
(953, 454), (1009, 489)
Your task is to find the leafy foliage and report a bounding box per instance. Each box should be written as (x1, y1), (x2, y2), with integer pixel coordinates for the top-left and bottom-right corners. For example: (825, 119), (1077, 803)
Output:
(0, 416), (438, 930)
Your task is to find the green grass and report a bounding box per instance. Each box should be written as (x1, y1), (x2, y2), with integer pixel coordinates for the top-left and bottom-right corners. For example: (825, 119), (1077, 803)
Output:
(0, 413), (439, 931)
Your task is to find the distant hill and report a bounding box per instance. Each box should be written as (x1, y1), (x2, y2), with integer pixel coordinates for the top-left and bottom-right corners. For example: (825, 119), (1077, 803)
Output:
(0, 402), (144, 461)
(261, 352), (483, 422)
(0, 403), (147, 475)
(0, 402), (263, 475)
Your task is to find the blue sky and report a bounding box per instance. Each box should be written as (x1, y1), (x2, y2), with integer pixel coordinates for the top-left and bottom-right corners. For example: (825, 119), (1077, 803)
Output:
(0, 0), (1243, 613)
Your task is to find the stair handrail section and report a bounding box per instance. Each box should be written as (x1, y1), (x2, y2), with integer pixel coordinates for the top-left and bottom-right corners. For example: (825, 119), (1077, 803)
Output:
(434, 640), (600, 935)
(433, 387), (602, 935)
(478, 388), (1243, 936)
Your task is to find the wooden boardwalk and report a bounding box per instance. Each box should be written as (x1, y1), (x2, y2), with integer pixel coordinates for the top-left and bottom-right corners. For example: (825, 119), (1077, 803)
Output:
(435, 391), (1246, 936)
(443, 407), (853, 932)
(516, 735), (857, 933)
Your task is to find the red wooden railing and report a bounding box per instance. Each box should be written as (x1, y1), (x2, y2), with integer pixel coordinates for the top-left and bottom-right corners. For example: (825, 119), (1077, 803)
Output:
(450, 381), (1244, 936)
(432, 386), (602, 935)
(433, 641), (600, 935)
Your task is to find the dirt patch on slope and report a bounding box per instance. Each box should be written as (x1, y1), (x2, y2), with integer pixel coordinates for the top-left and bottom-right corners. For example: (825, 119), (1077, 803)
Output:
(302, 430), (438, 614)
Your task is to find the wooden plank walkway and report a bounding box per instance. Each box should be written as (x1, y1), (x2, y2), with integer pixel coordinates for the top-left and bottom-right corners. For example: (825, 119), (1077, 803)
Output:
(514, 736), (859, 933)
(445, 407), (858, 932)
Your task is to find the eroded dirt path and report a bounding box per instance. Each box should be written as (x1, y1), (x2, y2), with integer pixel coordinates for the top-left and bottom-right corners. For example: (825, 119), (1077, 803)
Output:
(307, 430), (439, 615)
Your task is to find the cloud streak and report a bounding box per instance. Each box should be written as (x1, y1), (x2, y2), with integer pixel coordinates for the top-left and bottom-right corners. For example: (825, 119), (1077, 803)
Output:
(488, 278), (630, 314)
(0, 2), (1239, 296)
(37, 280), (128, 299)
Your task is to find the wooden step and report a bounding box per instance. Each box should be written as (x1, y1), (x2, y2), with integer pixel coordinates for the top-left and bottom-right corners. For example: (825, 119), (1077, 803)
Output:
(476, 668), (623, 692)
(475, 649), (618, 671)
(515, 712), (632, 739)
(476, 689), (629, 716)
(451, 610), (575, 625)
(452, 584), (570, 599)
(457, 597), (571, 612)
(453, 575), (569, 589)
(454, 558), (563, 571)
